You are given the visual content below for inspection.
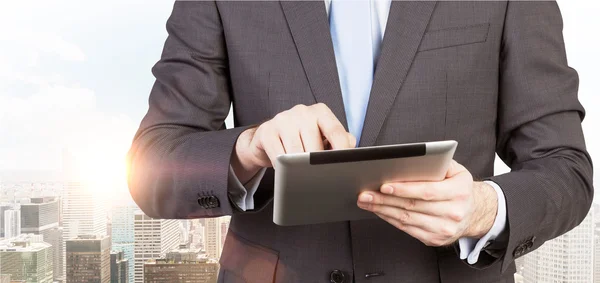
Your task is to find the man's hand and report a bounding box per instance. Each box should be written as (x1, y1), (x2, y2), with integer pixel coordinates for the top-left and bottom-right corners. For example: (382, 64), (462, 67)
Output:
(357, 160), (498, 247)
(231, 103), (356, 183)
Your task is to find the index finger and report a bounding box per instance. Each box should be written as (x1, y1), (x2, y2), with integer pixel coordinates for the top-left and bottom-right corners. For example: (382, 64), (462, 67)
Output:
(313, 104), (353, 149)
(380, 180), (455, 201)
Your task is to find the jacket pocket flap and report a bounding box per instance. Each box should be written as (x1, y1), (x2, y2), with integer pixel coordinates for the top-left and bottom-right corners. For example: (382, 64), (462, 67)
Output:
(419, 23), (490, 52)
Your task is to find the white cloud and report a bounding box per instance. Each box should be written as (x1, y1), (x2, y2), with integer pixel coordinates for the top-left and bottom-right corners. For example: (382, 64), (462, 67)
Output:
(0, 84), (136, 171)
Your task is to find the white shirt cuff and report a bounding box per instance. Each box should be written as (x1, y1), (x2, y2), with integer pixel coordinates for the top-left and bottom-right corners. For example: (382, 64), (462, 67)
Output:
(458, 180), (507, 264)
(227, 166), (266, 211)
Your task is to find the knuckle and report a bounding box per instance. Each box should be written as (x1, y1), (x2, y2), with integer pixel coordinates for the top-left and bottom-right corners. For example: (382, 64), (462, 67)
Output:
(398, 211), (411, 224)
(292, 104), (307, 111)
(441, 225), (457, 238)
(422, 187), (435, 201)
(449, 210), (465, 222)
(273, 111), (287, 122)
(456, 188), (470, 201)
(314, 102), (328, 111)
(405, 198), (417, 210)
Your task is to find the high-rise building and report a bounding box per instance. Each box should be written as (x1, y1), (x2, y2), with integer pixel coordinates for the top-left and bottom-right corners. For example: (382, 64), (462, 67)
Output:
(47, 227), (64, 282)
(3, 207), (21, 239)
(523, 209), (594, 283)
(111, 250), (129, 283)
(0, 234), (53, 283)
(62, 181), (107, 280)
(220, 219), (229, 250)
(63, 181), (107, 239)
(20, 197), (59, 235)
(143, 244), (219, 283)
(66, 234), (111, 283)
(189, 219), (205, 252)
(133, 211), (179, 283)
(112, 204), (136, 283)
(20, 196), (64, 281)
(0, 204), (11, 238)
(594, 228), (600, 283)
(203, 217), (230, 260)
(594, 203), (600, 283)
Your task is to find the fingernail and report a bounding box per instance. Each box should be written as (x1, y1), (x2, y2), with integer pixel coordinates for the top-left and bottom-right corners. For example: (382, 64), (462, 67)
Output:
(359, 193), (373, 203)
(381, 185), (394, 194)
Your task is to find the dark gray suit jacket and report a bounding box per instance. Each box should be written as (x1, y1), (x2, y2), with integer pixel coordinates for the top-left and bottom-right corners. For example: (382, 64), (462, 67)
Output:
(128, 1), (594, 282)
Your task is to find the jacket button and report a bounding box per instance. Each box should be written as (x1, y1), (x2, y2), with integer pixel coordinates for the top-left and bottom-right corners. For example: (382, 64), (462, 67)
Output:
(197, 197), (207, 208)
(207, 196), (220, 208)
(513, 244), (526, 258)
(330, 270), (345, 283)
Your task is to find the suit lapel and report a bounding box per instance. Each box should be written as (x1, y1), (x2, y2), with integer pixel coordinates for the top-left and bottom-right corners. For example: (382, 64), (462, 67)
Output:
(359, 1), (437, 147)
(280, 1), (348, 130)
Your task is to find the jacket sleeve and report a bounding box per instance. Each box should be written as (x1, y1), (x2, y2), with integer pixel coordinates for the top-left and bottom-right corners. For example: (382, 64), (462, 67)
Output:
(473, 1), (594, 272)
(127, 1), (251, 219)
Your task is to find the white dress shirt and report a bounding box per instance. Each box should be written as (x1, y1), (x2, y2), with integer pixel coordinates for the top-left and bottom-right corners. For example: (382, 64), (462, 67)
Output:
(228, 0), (508, 265)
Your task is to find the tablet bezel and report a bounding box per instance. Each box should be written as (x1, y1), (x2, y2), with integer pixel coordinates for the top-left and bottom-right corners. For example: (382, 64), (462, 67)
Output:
(273, 140), (457, 226)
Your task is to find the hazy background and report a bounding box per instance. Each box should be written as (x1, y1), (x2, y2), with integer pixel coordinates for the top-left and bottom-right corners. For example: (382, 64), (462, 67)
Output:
(0, 0), (598, 201)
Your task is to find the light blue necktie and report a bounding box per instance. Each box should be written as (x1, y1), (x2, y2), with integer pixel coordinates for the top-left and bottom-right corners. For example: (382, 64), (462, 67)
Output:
(329, 0), (374, 144)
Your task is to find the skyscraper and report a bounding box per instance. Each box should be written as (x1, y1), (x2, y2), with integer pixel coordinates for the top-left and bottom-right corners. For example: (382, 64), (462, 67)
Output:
(46, 227), (64, 282)
(594, 228), (600, 283)
(66, 234), (111, 283)
(112, 204), (136, 283)
(189, 219), (205, 252)
(0, 234), (53, 283)
(62, 181), (107, 280)
(20, 196), (63, 281)
(143, 244), (219, 283)
(0, 204), (11, 238)
(111, 250), (129, 283)
(523, 209), (594, 283)
(203, 216), (230, 260)
(3, 207), (21, 239)
(63, 181), (107, 240)
(133, 211), (179, 283)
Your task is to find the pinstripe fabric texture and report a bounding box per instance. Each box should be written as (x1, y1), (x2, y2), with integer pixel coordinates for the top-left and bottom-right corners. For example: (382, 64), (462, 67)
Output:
(128, 1), (593, 283)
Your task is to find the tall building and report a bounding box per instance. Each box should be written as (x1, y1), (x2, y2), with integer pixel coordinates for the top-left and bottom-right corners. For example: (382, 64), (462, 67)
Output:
(594, 203), (600, 283)
(220, 218), (229, 250)
(203, 216), (230, 260)
(595, 228), (600, 283)
(47, 227), (64, 282)
(3, 207), (21, 239)
(66, 235), (111, 283)
(0, 234), (53, 283)
(111, 250), (129, 283)
(62, 181), (107, 240)
(112, 204), (136, 283)
(62, 181), (107, 279)
(20, 196), (64, 281)
(0, 204), (11, 238)
(189, 219), (205, 252)
(133, 211), (179, 283)
(523, 209), (594, 283)
(143, 244), (219, 283)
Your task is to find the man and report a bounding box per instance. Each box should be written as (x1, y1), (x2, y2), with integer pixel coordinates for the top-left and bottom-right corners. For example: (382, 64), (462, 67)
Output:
(128, 1), (593, 282)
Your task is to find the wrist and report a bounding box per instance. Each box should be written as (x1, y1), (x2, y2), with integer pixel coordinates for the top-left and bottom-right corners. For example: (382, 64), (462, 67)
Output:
(231, 128), (262, 183)
(465, 182), (498, 238)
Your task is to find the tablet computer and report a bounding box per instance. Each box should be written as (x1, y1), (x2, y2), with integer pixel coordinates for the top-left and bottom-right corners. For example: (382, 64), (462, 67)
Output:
(273, 140), (457, 226)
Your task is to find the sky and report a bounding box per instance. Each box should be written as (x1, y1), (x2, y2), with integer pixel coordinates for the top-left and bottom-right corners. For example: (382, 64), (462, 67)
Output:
(0, 1), (598, 199)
